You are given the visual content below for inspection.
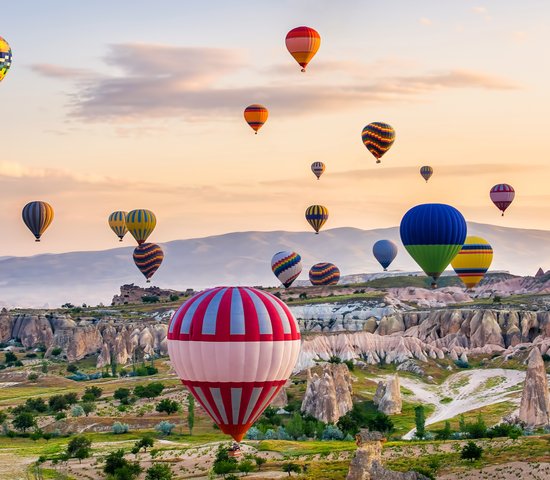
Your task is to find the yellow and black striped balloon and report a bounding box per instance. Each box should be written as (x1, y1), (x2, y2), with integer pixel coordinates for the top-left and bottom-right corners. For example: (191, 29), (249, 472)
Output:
(451, 236), (493, 289)
(22, 201), (54, 242)
(305, 205), (328, 234)
(133, 243), (164, 282)
(126, 209), (156, 245)
(108, 211), (128, 241)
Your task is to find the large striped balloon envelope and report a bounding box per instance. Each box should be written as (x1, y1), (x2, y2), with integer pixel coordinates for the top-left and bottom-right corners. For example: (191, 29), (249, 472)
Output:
(451, 236), (493, 289)
(490, 184), (515, 216)
(271, 251), (302, 288)
(361, 122), (396, 164)
(133, 243), (164, 282)
(309, 262), (340, 286)
(167, 287), (301, 442)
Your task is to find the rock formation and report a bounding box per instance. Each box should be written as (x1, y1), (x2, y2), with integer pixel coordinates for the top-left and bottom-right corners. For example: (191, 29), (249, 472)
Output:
(374, 375), (402, 415)
(518, 348), (550, 427)
(270, 380), (290, 408)
(536, 267), (545, 278)
(111, 284), (193, 306)
(301, 363), (353, 423)
(346, 430), (429, 480)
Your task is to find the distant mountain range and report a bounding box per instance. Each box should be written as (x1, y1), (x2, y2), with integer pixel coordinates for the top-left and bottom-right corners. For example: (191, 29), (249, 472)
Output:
(0, 222), (548, 308)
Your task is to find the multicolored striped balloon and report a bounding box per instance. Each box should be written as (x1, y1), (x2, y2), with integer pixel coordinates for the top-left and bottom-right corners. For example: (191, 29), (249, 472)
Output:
(420, 166), (433, 183)
(305, 205), (328, 234)
(373, 239), (398, 271)
(361, 122), (396, 164)
(490, 184), (515, 216)
(243, 104), (268, 134)
(309, 262), (340, 286)
(108, 211), (128, 241)
(400, 203), (467, 288)
(22, 201), (54, 242)
(133, 243), (164, 282)
(271, 251), (302, 288)
(285, 26), (320, 72)
(311, 161), (325, 180)
(167, 287), (301, 442)
(126, 209), (156, 245)
(0, 36), (12, 82)
(451, 236), (493, 289)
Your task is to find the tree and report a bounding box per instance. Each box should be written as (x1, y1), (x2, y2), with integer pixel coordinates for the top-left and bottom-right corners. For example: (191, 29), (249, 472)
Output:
(133, 435), (154, 455)
(84, 386), (103, 400)
(71, 405), (84, 417)
(66, 436), (92, 463)
(155, 421), (176, 436)
(66, 364), (78, 373)
(48, 395), (69, 412)
(286, 412), (304, 439)
(282, 462), (301, 476)
(114, 388), (131, 404)
(238, 460), (254, 474)
(414, 405), (426, 439)
(26, 398), (48, 413)
(461, 441), (483, 461)
(187, 394), (195, 435)
(465, 414), (487, 439)
(145, 463), (173, 480)
(0, 411), (7, 424)
(435, 421), (452, 440)
(254, 456), (266, 471)
(156, 399), (179, 415)
(4, 351), (17, 364)
(13, 412), (35, 432)
(104, 449), (142, 479)
(134, 382), (165, 399)
(51, 347), (63, 357)
(81, 402), (95, 417)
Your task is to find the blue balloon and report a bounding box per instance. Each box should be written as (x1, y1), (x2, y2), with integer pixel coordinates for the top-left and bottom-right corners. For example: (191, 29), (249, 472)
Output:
(399, 203), (467, 287)
(373, 240), (398, 271)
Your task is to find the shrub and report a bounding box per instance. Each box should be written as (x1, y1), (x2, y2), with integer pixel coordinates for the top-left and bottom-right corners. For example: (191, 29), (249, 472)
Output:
(4, 351), (17, 363)
(66, 364), (78, 374)
(104, 449), (142, 479)
(155, 421), (176, 436)
(71, 405), (85, 417)
(112, 422), (130, 434)
(142, 295), (160, 304)
(84, 386), (103, 400)
(155, 399), (179, 415)
(114, 388), (131, 404)
(81, 402), (95, 417)
(51, 347), (63, 357)
(133, 435), (154, 454)
(27, 372), (39, 382)
(134, 382), (165, 399)
(145, 463), (173, 480)
(245, 426), (263, 440)
(55, 412), (66, 421)
(66, 436), (92, 463)
(13, 412), (36, 432)
(461, 441), (483, 461)
(169, 294), (179, 302)
(321, 424), (344, 440)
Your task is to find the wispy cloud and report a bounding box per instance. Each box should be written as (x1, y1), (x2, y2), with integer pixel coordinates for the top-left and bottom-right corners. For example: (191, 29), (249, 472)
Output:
(472, 5), (491, 20)
(31, 44), (519, 123)
(30, 64), (92, 79)
(419, 17), (432, 26)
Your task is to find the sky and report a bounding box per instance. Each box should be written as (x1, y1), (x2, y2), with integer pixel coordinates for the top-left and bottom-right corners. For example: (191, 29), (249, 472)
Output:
(2, 0), (550, 256)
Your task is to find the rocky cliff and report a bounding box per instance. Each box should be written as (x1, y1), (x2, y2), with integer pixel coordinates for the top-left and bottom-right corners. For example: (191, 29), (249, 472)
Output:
(111, 284), (193, 306)
(518, 348), (550, 427)
(373, 375), (402, 415)
(301, 363), (353, 423)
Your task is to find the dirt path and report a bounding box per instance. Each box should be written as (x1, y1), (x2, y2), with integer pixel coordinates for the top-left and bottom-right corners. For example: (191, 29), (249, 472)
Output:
(384, 368), (526, 439)
(438, 461), (550, 480)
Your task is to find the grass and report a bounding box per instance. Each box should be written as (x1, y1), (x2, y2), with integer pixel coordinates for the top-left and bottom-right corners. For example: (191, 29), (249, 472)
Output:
(287, 292), (384, 306)
(428, 401), (517, 432)
(258, 440), (356, 457)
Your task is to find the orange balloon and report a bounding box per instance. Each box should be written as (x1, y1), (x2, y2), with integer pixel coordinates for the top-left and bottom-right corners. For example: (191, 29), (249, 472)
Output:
(285, 26), (321, 72)
(244, 104), (268, 134)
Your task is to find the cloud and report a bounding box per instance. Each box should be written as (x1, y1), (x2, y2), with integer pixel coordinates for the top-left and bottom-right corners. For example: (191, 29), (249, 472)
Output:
(32, 43), (519, 122)
(30, 64), (92, 79)
(472, 6), (491, 20)
(419, 17), (432, 26)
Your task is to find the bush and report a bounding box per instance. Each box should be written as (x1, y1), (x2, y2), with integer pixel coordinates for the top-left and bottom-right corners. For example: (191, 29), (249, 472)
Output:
(112, 422), (130, 434)
(26, 398), (48, 413)
(66, 436), (92, 463)
(155, 421), (176, 436)
(155, 399), (179, 415)
(133, 435), (154, 454)
(27, 372), (39, 382)
(142, 295), (160, 304)
(114, 388), (131, 404)
(13, 412), (36, 432)
(145, 463), (173, 480)
(50, 347), (63, 357)
(66, 364), (78, 373)
(343, 359), (354, 371)
(461, 441), (483, 461)
(84, 386), (103, 400)
(104, 449), (142, 479)
(4, 351), (17, 363)
(322, 424), (344, 440)
(55, 412), (66, 421)
(134, 382), (164, 399)
(71, 405), (85, 417)
(169, 294), (179, 302)
(454, 359), (471, 369)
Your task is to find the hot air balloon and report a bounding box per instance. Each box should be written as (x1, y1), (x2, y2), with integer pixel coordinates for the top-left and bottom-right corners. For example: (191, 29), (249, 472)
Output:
(361, 122), (395, 163)
(311, 161), (325, 180)
(167, 287), (301, 442)
(126, 209), (156, 245)
(420, 166), (433, 183)
(285, 26), (320, 72)
(22, 201), (54, 242)
(400, 203), (467, 288)
(305, 205), (328, 234)
(271, 251), (302, 288)
(108, 211), (128, 242)
(309, 263), (340, 285)
(243, 104), (268, 134)
(373, 240), (398, 271)
(451, 236), (493, 289)
(133, 243), (164, 282)
(0, 36), (12, 83)
(490, 184), (515, 216)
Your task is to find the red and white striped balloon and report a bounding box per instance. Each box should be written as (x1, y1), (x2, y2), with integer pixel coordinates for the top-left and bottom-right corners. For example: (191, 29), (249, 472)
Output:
(167, 286), (301, 442)
(490, 183), (515, 216)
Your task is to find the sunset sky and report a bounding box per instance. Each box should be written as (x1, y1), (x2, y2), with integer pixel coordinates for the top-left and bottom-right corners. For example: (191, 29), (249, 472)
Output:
(2, 0), (549, 256)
